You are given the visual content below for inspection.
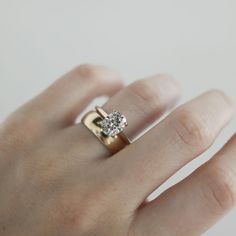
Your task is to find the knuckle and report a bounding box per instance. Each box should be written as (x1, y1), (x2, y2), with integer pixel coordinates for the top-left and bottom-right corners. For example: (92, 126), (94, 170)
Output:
(128, 80), (161, 110)
(73, 64), (106, 85)
(209, 89), (233, 108)
(172, 108), (213, 150)
(1, 111), (39, 150)
(203, 166), (236, 213)
(1, 116), (27, 147)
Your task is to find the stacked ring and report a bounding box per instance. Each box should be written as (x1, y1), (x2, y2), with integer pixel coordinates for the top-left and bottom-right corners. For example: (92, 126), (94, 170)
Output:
(82, 106), (130, 154)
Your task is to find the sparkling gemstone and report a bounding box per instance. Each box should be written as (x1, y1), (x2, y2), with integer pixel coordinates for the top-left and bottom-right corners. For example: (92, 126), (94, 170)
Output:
(99, 111), (127, 137)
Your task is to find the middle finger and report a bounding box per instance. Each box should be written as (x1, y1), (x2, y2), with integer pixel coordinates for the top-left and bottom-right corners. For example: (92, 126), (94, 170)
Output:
(107, 90), (234, 209)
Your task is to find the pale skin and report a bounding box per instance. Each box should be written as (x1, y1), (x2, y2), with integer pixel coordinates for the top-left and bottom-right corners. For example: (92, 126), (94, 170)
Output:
(0, 64), (236, 236)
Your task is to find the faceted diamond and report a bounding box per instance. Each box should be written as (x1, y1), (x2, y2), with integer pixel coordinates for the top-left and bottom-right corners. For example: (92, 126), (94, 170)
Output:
(99, 111), (127, 137)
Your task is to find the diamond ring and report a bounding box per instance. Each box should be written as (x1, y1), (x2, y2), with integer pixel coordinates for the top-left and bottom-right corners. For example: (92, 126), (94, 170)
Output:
(82, 107), (130, 154)
(96, 106), (128, 135)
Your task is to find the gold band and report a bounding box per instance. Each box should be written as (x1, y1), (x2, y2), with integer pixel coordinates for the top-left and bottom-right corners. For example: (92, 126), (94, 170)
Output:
(81, 108), (130, 154)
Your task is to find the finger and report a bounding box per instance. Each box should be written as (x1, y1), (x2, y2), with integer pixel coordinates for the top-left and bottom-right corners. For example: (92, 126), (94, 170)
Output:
(6, 64), (123, 131)
(134, 133), (236, 236)
(107, 90), (235, 208)
(66, 74), (181, 158)
(103, 74), (181, 139)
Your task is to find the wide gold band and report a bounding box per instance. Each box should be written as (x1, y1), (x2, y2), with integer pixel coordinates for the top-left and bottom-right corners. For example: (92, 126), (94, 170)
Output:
(81, 109), (130, 154)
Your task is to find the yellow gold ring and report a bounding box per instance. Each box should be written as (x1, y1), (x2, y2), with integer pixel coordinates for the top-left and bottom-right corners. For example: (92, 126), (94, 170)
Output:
(81, 107), (130, 154)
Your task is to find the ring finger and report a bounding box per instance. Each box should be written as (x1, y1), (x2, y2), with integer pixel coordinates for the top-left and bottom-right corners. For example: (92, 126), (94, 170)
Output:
(66, 74), (181, 158)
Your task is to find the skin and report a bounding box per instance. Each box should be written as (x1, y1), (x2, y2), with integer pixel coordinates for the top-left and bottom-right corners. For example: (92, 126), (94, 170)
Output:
(0, 64), (235, 236)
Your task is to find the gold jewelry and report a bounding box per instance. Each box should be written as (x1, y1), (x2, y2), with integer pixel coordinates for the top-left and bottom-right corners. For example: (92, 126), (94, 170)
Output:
(95, 106), (130, 145)
(81, 107), (130, 154)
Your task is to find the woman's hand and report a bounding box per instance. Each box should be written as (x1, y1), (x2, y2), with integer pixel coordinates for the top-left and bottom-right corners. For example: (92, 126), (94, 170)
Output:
(0, 64), (235, 236)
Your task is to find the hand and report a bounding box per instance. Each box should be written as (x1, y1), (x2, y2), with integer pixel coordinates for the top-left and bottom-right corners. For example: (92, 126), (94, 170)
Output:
(0, 64), (235, 236)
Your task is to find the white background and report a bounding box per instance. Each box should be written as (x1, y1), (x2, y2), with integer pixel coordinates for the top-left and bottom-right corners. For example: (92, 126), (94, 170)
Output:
(0, 0), (235, 235)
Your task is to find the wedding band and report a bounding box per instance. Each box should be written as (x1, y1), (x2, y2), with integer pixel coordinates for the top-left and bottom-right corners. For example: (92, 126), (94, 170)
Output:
(81, 107), (130, 154)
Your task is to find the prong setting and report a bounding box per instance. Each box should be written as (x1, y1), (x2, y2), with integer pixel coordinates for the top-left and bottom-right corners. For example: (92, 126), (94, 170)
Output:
(99, 111), (127, 137)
